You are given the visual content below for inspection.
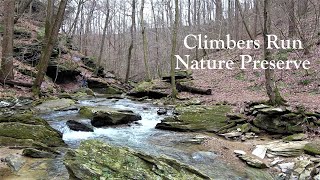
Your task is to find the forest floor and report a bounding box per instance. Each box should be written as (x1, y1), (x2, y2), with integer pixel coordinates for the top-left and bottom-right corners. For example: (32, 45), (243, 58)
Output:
(186, 43), (320, 111)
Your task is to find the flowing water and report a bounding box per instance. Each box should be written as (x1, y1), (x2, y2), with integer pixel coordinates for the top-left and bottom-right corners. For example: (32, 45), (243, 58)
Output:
(42, 98), (251, 179)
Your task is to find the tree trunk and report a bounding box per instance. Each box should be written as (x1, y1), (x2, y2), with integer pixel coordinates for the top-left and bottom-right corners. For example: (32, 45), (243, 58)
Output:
(288, 0), (295, 37)
(95, 0), (110, 75)
(216, 0), (223, 22)
(125, 0), (136, 83)
(298, 0), (308, 17)
(236, 0), (254, 41)
(68, 0), (84, 39)
(84, 0), (96, 56)
(253, 0), (259, 38)
(140, 0), (151, 81)
(1, 0), (15, 82)
(14, 0), (33, 24)
(32, 0), (68, 96)
(188, 0), (191, 26)
(263, 0), (285, 106)
(170, 0), (179, 98)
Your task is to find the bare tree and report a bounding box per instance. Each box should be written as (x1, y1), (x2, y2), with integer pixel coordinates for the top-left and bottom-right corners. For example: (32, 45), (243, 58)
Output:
(96, 0), (110, 75)
(125, 0), (136, 83)
(1, 0), (15, 82)
(140, 0), (151, 81)
(170, 0), (179, 98)
(32, 0), (68, 96)
(263, 0), (285, 106)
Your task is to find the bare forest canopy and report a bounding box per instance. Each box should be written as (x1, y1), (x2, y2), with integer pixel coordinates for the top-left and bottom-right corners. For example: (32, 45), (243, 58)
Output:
(62, 0), (319, 80)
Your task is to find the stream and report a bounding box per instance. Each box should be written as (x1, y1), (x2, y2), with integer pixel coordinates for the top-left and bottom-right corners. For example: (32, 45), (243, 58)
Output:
(42, 97), (251, 179)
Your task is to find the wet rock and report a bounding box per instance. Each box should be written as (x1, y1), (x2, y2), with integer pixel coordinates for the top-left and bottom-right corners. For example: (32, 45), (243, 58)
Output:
(22, 148), (56, 158)
(192, 151), (217, 162)
(64, 140), (210, 179)
(179, 136), (207, 144)
(157, 108), (167, 115)
(34, 98), (76, 112)
(156, 105), (231, 133)
(66, 120), (93, 132)
(4, 155), (25, 172)
(304, 142), (320, 156)
(46, 62), (81, 84)
(80, 106), (141, 127)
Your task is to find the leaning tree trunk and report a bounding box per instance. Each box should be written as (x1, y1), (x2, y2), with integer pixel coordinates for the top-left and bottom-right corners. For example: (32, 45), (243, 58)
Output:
(32, 0), (68, 96)
(1, 0), (15, 82)
(263, 0), (285, 106)
(170, 0), (179, 99)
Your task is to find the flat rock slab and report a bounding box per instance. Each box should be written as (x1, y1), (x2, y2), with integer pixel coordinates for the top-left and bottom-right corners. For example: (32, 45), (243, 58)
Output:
(64, 140), (211, 179)
(34, 99), (75, 112)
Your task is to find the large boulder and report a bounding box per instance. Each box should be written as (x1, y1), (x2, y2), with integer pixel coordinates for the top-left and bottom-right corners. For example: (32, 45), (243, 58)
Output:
(64, 140), (210, 179)
(304, 141), (320, 156)
(253, 113), (304, 134)
(0, 113), (65, 147)
(66, 120), (93, 132)
(34, 98), (76, 112)
(156, 105), (231, 132)
(128, 80), (170, 99)
(79, 106), (141, 127)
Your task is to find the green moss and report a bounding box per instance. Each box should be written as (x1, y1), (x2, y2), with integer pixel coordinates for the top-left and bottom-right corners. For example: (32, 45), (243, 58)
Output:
(0, 112), (49, 126)
(304, 142), (320, 155)
(0, 122), (65, 147)
(157, 105), (231, 132)
(105, 86), (122, 94)
(64, 140), (210, 179)
(135, 81), (154, 92)
(79, 106), (94, 119)
(283, 133), (306, 141)
(240, 123), (251, 133)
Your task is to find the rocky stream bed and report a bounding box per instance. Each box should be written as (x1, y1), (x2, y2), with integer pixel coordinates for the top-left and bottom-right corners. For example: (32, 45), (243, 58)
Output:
(0, 95), (319, 180)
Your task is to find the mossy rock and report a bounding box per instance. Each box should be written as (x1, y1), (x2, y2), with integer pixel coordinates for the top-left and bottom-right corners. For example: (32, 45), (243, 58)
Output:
(64, 140), (210, 179)
(253, 113), (304, 134)
(304, 142), (320, 155)
(105, 86), (122, 95)
(0, 112), (48, 126)
(156, 105), (231, 132)
(79, 106), (141, 127)
(0, 122), (65, 147)
(283, 133), (307, 141)
(34, 98), (76, 112)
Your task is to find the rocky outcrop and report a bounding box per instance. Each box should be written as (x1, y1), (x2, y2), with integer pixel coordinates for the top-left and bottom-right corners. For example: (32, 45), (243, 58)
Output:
(79, 106), (141, 127)
(304, 141), (320, 155)
(34, 98), (76, 112)
(64, 140), (211, 179)
(128, 80), (170, 99)
(156, 105), (231, 132)
(0, 113), (65, 147)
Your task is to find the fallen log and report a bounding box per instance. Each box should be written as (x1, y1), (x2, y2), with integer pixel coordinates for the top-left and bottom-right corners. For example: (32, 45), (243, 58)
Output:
(176, 83), (212, 95)
(0, 80), (33, 88)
